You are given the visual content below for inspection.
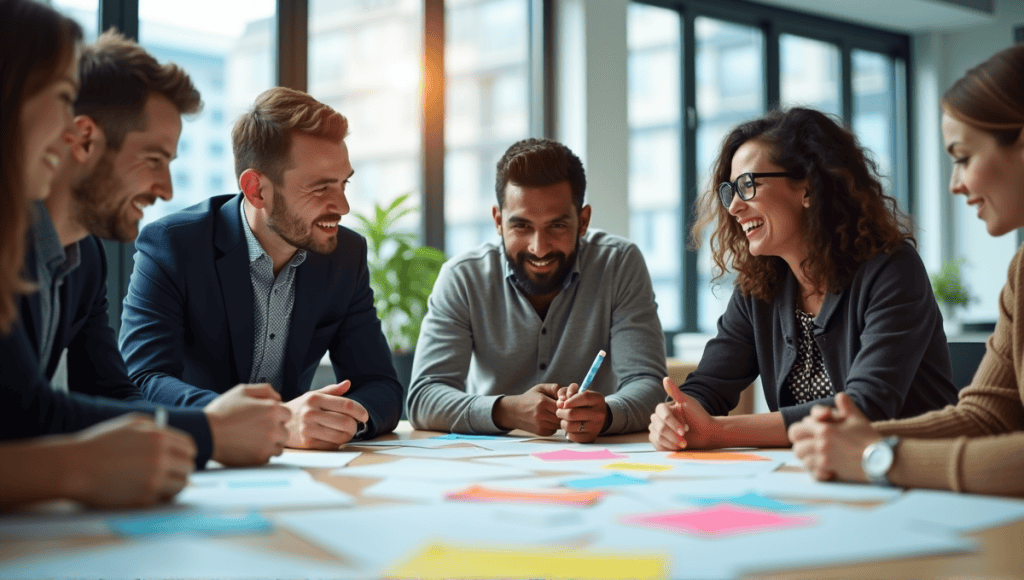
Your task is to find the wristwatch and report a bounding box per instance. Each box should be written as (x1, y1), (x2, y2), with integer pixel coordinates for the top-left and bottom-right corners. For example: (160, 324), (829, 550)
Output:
(862, 436), (900, 486)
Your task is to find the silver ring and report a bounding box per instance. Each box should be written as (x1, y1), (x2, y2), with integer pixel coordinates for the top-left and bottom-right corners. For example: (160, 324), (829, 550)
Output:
(579, 422), (585, 433)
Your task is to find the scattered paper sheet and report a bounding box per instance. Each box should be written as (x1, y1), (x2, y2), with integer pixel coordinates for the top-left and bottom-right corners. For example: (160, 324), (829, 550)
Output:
(176, 476), (354, 510)
(375, 446), (518, 459)
(622, 505), (817, 537)
(531, 448), (628, 461)
(333, 457), (532, 482)
(745, 472), (904, 502)
(445, 484), (604, 506)
(872, 489), (1024, 532)
(383, 542), (669, 580)
(668, 451), (770, 462)
(0, 537), (357, 580)
(269, 450), (361, 468)
(107, 511), (271, 537)
(563, 473), (649, 489)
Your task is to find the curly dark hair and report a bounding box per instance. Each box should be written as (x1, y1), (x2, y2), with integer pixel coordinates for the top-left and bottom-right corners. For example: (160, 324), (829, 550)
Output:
(691, 107), (915, 302)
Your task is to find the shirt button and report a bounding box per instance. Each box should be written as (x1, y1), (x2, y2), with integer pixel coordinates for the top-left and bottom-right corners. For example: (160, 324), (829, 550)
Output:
(539, 363), (547, 370)
(541, 328), (547, 335)
(270, 334), (275, 340)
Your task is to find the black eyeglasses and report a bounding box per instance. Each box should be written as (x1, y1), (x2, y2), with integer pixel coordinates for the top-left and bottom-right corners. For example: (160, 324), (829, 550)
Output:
(718, 172), (797, 208)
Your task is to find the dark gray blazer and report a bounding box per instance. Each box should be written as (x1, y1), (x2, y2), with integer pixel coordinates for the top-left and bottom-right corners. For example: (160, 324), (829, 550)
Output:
(682, 243), (958, 427)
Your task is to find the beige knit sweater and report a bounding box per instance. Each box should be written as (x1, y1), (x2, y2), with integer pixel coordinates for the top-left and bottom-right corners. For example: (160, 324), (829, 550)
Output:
(873, 244), (1024, 497)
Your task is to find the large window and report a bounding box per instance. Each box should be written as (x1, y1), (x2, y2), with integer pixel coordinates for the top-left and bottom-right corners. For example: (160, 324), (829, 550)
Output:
(444, 0), (532, 256)
(628, 1), (910, 334)
(135, 0), (276, 230)
(308, 0), (423, 225)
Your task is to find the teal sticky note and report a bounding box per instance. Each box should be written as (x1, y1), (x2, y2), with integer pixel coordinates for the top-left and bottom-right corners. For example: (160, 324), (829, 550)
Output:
(562, 473), (649, 489)
(108, 511), (272, 537)
(678, 491), (804, 512)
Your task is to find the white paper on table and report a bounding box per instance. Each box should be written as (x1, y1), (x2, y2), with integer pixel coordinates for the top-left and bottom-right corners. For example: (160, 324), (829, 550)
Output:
(176, 478), (354, 510)
(472, 454), (626, 473)
(269, 450), (362, 469)
(360, 479), (454, 503)
(0, 512), (115, 539)
(871, 489), (1024, 533)
(588, 504), (975, 580)
(0, 536), (358, 580)
(275, 502), (598, 572)
(747, 449), (804, 467)
(479, 437), (660, 455)
(188, 464), (313, 485)
(374, 446), (522, 459)
(745, 471), (904, 502)
(332, 457), (532, 482)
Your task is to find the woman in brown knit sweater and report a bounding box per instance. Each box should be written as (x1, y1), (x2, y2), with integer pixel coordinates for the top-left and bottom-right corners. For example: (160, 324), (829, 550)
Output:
(789, 44), (1024, 497)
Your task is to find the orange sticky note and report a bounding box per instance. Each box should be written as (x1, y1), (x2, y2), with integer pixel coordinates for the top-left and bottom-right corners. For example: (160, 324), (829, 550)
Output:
(668, 451), (770, 462)
(602, 462), (674, 473)
(444, 484), (604, 506)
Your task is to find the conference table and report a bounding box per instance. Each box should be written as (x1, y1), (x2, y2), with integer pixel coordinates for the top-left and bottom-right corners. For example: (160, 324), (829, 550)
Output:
(0, 422), (1021, 579)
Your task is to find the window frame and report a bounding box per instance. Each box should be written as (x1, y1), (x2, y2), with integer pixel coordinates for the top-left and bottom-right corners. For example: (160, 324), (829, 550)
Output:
(635, 0), (911, 333)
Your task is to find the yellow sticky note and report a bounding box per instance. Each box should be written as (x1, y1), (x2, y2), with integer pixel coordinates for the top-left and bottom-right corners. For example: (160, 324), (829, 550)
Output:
(603, 462), (674, 472)
(384, 542), (668, 580)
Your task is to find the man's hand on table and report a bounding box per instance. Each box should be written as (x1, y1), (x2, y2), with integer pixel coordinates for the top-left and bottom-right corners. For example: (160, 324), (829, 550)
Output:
(492, 383), (561, 436)
(556, 383), (610, 443)
(204, 383), (291, 466)
(283, 380), (370, 449)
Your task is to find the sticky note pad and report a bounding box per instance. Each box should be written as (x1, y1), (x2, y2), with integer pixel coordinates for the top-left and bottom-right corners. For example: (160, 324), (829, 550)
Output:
(531, 448), (628, 461)
(668, 451), (770, 462)
(622, 505), (817, 537)
(445, 484), (603, 507)
(602, 462), (674, 473)
(108, 511), (272, 538)
(678, 491), (805, 512)
(385, 542), (668, 580)
(563, 473), (649, 489)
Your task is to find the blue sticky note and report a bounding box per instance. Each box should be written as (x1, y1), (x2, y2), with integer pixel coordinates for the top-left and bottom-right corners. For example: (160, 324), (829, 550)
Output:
(433, 433), (503, 441)
(562, 473), (649, 489)
(678, 491), (805, 512)
(108, 511), (272, 538)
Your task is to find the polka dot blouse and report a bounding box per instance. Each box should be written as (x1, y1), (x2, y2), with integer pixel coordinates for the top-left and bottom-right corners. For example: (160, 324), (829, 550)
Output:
(783, 309), (834, 404)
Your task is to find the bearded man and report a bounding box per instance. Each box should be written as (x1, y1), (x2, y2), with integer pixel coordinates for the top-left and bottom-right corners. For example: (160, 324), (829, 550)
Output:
(118, 86), (402, 448)
(407, 138), (666, 442)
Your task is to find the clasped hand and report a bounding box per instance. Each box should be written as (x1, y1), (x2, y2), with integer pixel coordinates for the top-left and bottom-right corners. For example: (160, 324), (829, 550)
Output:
(788, 392), (882, 483)
(493, 383), (608, 441)
(283, 380), (370, 449)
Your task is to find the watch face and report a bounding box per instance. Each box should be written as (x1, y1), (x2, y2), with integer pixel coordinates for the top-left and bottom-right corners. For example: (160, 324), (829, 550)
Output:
(864, 442), (894, 476)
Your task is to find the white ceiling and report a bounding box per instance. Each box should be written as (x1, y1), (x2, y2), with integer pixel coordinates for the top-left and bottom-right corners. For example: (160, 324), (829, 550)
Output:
(749, 0), (997, 32)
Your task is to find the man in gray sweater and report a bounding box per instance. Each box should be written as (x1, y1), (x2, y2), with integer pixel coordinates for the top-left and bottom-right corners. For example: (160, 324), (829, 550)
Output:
(407, 138), (667, 442)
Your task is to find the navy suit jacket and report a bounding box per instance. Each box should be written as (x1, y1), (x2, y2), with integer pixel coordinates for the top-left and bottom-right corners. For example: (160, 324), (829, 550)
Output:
(0, 233), (212, 466)
(119, 194), (402, 439)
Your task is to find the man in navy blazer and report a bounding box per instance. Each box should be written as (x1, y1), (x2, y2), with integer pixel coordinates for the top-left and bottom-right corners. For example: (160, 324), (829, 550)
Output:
(1, 31), (291, 469)
(119, 87), (402, 447)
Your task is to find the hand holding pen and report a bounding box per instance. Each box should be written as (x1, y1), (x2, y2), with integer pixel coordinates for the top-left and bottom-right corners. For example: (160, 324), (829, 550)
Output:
(556, 350), (609, 443)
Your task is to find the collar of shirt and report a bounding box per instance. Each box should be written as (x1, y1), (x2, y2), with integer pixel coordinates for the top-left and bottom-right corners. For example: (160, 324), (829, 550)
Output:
(501, 235), (585, 292)
(238, 197), (307, 269)
(32, 201), (81, 279)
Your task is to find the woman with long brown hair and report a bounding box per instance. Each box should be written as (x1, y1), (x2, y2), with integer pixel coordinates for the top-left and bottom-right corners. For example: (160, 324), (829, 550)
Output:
(649, 107), (958, 451)
(0, 0), (196, 509)
(791, 44), (1024, 497)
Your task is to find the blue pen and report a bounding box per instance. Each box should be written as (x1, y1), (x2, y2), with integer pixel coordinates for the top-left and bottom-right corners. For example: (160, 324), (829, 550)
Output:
(578, 349), (606, 393)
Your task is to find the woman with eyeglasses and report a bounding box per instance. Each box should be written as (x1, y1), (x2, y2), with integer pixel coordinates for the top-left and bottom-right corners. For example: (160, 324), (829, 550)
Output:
(648, 106), (958, 452)
(0, 0), (195, 510)
(790, 45), (1024, 497)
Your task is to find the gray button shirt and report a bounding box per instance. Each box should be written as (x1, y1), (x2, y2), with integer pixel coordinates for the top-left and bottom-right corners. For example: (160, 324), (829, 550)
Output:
(239, 200), (306, 391)
(31, 202), (81, 378)
(407, 230), (667, 435)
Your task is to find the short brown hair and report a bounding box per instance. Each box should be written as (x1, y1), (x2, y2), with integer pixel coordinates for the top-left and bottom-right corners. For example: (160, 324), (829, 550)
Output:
(231, 87), (349, 184)
(75, 29), (201, 150)
(0, 0), (82, 335)
(942, 44), (1024, 147)
(495, 138), (586, 211)
(692, 107), (914, 303)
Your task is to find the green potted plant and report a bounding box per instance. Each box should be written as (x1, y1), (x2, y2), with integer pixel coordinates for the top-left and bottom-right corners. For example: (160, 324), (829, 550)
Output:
(930, 257), (976, 336)
(352, 193), (447, 388)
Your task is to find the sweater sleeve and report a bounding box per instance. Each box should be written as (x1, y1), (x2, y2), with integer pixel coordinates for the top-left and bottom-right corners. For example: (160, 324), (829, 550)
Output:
(874, 245), (1024, 497)
(874, 246), (1024, 439)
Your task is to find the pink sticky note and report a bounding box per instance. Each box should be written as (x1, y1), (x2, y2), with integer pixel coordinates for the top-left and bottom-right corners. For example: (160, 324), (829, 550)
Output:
(621, 505), (817, 537)
(531, 448), (628, 462)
